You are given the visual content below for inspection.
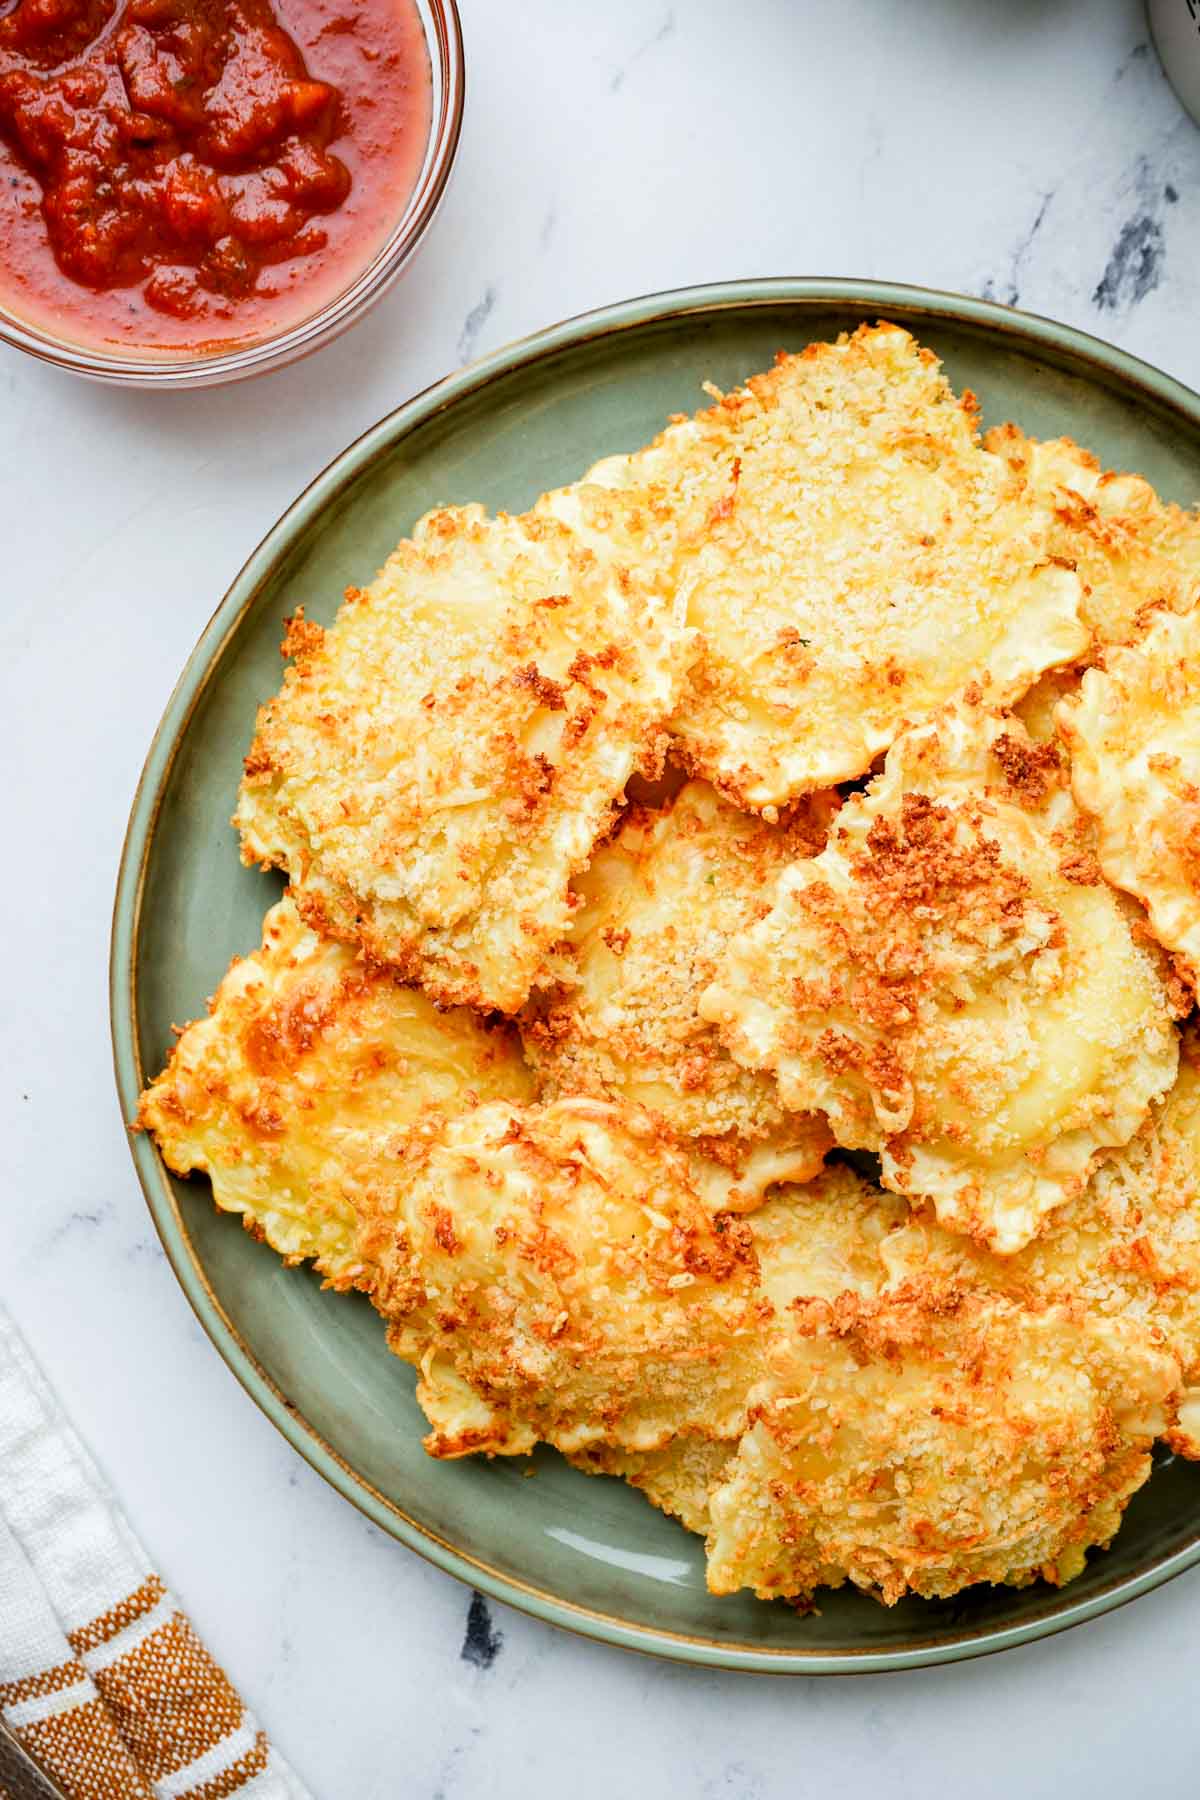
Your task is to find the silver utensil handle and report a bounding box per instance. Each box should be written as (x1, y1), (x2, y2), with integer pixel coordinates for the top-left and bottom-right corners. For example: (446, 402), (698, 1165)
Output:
(0, 1714), (71, 1800)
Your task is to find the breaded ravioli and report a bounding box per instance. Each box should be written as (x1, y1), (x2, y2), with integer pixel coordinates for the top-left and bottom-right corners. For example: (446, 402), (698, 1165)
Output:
(521, 779), (835, 1206)
(700, 698), (1180, 1253)
(703, 1286), (1177, 1605)
(986, 425), (1200, 646)
(881, 1033), (1200, 1458)
(234, 505), (690, 1014)
(137, 895), (534, 1285)
(988, 430), (1200, 770)
(545, 323), (1086, 807)
(1058, 605), (1200, 991)
(371, 1098), (768, 1459)
(717, 1168), (1174, 1603)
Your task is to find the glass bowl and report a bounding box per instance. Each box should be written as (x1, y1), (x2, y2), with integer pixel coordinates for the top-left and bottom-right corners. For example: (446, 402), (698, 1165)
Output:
(0, 0), (464, 389)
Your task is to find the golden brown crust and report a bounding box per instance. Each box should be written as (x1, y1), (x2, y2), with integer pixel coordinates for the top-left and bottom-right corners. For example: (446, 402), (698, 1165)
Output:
(985, 426), (1200, 649)
(1058, 604), (1200, 992)
(370, 1098), (770, 1458)
(568, 1436), (735, 1535)
(704, 1283), (1176, 1604)
(144, 956), (1188, 1603)
(234, 504), (691, 1014)
(551, 1164), (1184, 1603)
(545, 323), (1086, 807)
(882, 1027), (1200, 1457)
(700, 697), (1180, 1252)
(521, 779), (835, 1198)
(136, 895), (534, 1284)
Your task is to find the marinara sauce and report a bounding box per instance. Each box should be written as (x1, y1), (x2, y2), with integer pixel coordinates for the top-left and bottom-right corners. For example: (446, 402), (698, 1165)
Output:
(0, 0), (432, 351)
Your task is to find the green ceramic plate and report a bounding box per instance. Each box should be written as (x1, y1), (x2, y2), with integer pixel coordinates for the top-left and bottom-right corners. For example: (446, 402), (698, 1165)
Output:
(112, 279), (1200, 1672)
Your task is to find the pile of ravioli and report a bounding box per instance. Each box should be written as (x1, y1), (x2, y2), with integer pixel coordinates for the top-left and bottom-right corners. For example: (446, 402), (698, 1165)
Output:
(140, 323), (1200, 1609)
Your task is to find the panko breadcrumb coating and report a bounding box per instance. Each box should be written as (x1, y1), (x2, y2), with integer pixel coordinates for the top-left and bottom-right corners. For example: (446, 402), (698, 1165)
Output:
(693, 1069), (1200, 1601)
(704, 1285), (1176, 1604)
(409, 1159), (1177, 1601)
(234, 504), (691, 1014)
(881, 1031), (1200, 1458)
(545, 323), (1087, 808)
(996, 429), (1200, 748)
(531, 1166), (914, 1539)
(700, 697), (1180, 1253)
(137, 895), (533, 1285)
(1058, 604), (1200, 992)
(371, 1098), (768, 1459)
(521, 779), (835, 1205)
(986, 425), (1200, 647)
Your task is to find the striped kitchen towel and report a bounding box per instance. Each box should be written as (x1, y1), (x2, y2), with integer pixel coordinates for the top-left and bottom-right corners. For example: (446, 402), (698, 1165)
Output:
(0, 1305), (310, 1800)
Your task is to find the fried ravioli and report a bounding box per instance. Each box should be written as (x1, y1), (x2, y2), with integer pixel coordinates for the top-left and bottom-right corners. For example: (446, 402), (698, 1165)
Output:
(370, 1098), (768, 1459)
(546, 323), (1086, 808)
(882, 1034), (1200, 1458)
(521, 779), (835, 1205)
(1036, 1043), (1200, 1457)
(986, 425), (1200, 646)
(234, 505), (690, 1014)
(393, 1143), (1188, 1595)
(1058, 604), (1200, 991)
(704, 1286), (1176, 1605)
(700, 698), (1180, 1253)
(395, 1157), (911, 1473)
(137, 895), (534, 1285)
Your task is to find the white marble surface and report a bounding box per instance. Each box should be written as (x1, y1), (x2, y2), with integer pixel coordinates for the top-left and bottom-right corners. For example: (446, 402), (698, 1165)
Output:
(4, 1), (1200, 1793)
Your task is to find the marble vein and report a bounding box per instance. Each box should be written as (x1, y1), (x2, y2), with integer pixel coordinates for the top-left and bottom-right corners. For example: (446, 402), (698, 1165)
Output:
(460, 1592), (503, 1671)
(457, 286), (497, 365)
(979, 189), (1053, 308)
(1093, 154), (1170, 313)
(609, 10), (675, 93)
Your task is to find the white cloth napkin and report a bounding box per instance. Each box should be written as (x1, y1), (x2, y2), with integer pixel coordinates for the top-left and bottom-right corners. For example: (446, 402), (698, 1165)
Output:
(0, 1304), (310, 1800)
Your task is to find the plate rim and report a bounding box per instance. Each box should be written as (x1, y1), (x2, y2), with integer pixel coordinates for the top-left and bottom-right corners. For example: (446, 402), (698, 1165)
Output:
(111, 275), (1200, 1674)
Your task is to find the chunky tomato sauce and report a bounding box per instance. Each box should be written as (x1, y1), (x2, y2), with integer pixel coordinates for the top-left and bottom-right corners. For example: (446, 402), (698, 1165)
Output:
(0, 0), (431, 351)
